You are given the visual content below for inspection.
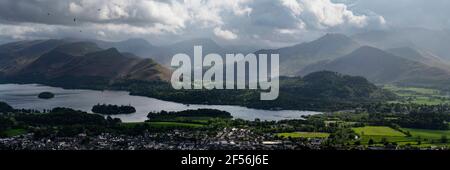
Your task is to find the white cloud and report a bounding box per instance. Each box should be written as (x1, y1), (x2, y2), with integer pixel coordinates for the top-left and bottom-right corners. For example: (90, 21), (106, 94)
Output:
(280, 0), (383, 29)
(66, 0), (190, 32)
(214, 27), (238, 40)
(281, 0), (304, 16)
(0, 23), (58, 40)
(277, 28), (298, 34)
(0, 0), (387, 46)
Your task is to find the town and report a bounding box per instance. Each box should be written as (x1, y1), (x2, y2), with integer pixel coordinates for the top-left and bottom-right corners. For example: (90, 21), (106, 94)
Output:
(1, 102), (449, 150)
(0, 127), (326, 150)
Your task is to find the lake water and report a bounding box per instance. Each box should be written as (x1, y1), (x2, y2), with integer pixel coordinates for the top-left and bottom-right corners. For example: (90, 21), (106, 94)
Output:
(0, 84), (321, 122)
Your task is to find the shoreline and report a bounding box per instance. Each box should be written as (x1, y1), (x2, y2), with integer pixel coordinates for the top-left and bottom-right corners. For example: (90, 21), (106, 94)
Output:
(0, 83), (322, 122)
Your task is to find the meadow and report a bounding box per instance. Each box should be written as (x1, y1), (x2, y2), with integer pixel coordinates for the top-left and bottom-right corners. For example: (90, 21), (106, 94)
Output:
(0, 129), (27, 137)
(353, 126), (406, 136)
(352, 126), (450, 147)
(384, 85), (450, 105)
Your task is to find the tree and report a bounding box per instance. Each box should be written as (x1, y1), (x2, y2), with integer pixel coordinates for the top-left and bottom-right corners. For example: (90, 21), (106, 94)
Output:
(0, 102), (14, 113)
(0, 117), (14, 131)
(441, 135), (448, 143)
(38, 92), (55, 99)
(381, 137), (389, 145)
(417, 136), (422, 145)
(368, 139), (374, 145)
(92, 104), (136, 115)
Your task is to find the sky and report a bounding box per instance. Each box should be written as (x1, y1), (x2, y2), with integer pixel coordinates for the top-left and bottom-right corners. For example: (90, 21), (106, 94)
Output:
(0, 0), (449, 47)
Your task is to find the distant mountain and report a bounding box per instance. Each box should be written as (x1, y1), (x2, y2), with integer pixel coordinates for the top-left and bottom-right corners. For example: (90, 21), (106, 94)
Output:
(0, 39), (68, 75)
(387, 47), (450, 71)
(352, 28), (450, 60)
(158, 38), (227, 65)
(299, 46), (450, 87)
(0, 41), (171, 88)
(256, 33), (360, 75)
(222, 44), (261, 55)
(94, 38), (238, 66)
(168, 38), (224, 53)
(0, 39), (66, 56)
(0, 38), (397, 110)
(94, 38), (166, 64)
(53, 41), (102, 56)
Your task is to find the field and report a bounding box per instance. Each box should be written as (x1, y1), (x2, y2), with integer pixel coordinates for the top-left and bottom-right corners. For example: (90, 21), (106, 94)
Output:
(0, 129), (27, 137)
(384, 85), (450, 105)
(402, 128), (450, 139)
(276, 132), (330, 139)
(352, 126), (450, 147)
(352, 126), (412, 145)
(352, 126), (406, 136)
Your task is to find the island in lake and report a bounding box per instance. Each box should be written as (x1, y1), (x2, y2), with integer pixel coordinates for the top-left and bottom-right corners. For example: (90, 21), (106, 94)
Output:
(38, 92), (55, 99)
(92, 104), (136, 115)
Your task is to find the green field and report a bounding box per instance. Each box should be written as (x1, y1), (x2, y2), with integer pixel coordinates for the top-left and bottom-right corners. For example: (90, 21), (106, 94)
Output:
(276, 132), (330, 139)
(384, 85), (450, 105)
(0, 129), (27, 137)
(352, 126), (450, 146)
(353, 126), (411, 144)
(353, 126), (406, 136)
(402, 128), (450, 139)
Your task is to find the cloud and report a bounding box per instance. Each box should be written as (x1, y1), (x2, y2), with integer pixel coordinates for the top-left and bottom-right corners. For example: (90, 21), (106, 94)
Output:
(214, 27), (238, 40)
(65, 0), (191, 33)
(352, 0), (450, 29)
(280, 0), (385, 29)
(0, 0), (387, 46)
(0, 23), (59, 40)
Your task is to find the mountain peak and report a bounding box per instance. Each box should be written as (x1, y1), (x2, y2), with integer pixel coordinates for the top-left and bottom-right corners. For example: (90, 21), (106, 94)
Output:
(313, 33), (354, 44)
(103, 47), (121, 54)
(320, 33), (351, 40)
(351, 46), (387, 56)
(303, 33), (358, 50)
(85, 47), (122, 58)
(54, 41), (102, 56)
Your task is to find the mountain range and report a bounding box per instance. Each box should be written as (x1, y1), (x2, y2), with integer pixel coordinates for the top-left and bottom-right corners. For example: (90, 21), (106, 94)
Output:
(299, 46), (450, 87)
(256, 33), (361, 75)
(1, 28), (450, 90)
(352, 28), (450, 60)
(95, 38), (255, 66)
(386, 47), (450, 71)
(268, 30), (450, 89)
(0, 40), (170, 88)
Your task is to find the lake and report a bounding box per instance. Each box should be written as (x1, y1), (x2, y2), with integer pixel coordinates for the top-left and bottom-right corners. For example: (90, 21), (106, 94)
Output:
(0, 84), (321, 122)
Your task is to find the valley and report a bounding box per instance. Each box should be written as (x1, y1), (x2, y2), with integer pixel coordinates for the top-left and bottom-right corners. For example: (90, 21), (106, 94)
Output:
(1, 30), (450, 151)
(384, 85), (450, 105)
(3, 1), (450, 167)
